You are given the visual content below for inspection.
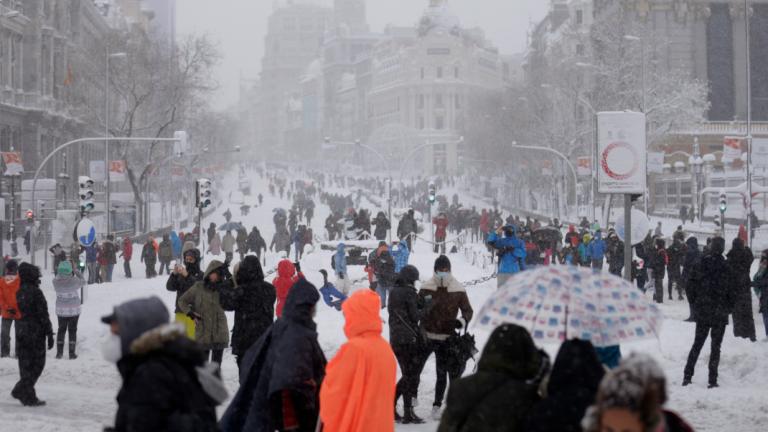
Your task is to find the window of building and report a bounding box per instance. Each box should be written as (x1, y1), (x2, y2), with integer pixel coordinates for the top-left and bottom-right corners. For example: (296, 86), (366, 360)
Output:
(420, 67), (425, 80)
(435, 94), (444, 108)
(435, 115), (445, 130)
(455, 94), (461, 109)
(418, 116), (425, 129)
(576, 10), (583, 25)
(454, 66), (460, 78)
(436, 66), (443, 78)
(417, 94), (425, 109)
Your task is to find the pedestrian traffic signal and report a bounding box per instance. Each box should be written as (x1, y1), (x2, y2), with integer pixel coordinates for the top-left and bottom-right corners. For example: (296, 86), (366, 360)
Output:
(719, 193), (727, 213)
(25, 209), (34, 222)
(79, 176), (95, 215)
(428, 181), (436, 204)
(196, 178), (212, 209)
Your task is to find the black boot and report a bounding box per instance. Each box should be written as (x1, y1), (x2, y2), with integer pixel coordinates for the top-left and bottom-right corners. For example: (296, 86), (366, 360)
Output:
(56, 342), (64, 359)
(69, 341), (77, 360)
(403, 398), (425, 424)
(394, 389), (402, 423)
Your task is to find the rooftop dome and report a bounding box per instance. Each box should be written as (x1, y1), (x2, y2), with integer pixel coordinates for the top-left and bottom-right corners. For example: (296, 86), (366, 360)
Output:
(418, 0), (461, 37)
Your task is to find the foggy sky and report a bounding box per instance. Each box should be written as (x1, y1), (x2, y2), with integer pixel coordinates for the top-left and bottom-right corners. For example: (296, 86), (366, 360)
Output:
(176, 0), (548, 109)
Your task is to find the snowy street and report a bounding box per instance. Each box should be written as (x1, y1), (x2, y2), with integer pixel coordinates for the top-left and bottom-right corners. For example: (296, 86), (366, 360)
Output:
(0, 169), (765, 431)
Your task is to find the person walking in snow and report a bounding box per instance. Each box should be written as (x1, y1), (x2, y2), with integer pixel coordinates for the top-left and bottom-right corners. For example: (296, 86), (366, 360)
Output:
(333, 243), (351, 296)
(726, 238), (756, 341)
(372, 211), (390, 241)
(177, 260), (232, 365)
(236, 228), (248, 262)
(219, 256), (275, 372)
(398, 209), (418, 252)
(588, 230), (606, 270)
(158, 234), (174, 276)
(220, 279), (326, 432)
(388, 265), (427, 424)
(667, 236), (687, 301)
(12, 263), (54, 407)
(651, 238), (668, 304)
(246, 227), (267, 260)
(391, 239), (410, 273)
(120, 236), (132, 278)
(53, 261), (84, 359)
(320, 290), (397, 431)
(166, 249), (204, 339)
(222, 231), (236, 264)
(208, 231), (222, 256)
(141, 237), (157, 279)
(101, 297), (225, 431)
(0, 259), (20, 358)
(683, 237), (733, 388)
(273, 260), (303, 318)
(418, 255), (473, 418)
(751, 250), (768, 339)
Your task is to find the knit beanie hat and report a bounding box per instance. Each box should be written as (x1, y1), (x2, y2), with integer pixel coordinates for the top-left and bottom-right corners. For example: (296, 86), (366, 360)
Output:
(434, 255), (452, 272)
(58, 260), (73, 276)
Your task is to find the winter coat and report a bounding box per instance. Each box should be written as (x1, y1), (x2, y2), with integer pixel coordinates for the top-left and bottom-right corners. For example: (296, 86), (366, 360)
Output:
(170, 232), (182, 259)
(334, 244), (348, 277)
(418, 273), (473, 339)
(158, 239), (174, 262)
(121, 239), (133, 261)
(487, 230), (527, 274)
(246, 230), (267, 255)
(526, 340), (605, 432)
(681, 237), (701, 286)
(606, 238), (624, 273)
(650, 248), (668, 279)
(752, 267), (768, 314)
(113, 324), (224, 432)
(372, 214), (390, 241)
(141, 242), (157, 263)
(16, 269), (54, 350)
(433, 216), (450, 240)
(53, 273), (84, 317)
(667, 240), (687, 275)
(390, 242), (410, 273)
(273, 260), (301, 318)
(222, 233), (236, 254)
(373, 249), (396, 287)
(166, 251), (204, 314)
(177, 261), (230, 350)
(0, 275), (21, 320)
(220, 256), (276, 357)
(236, 230), (248, 254)
(438, 324), (549, 432)
(688, 241), (734, 326)
(397, 215), (417, 240)
(587, 234), (606, 261)
(209, 234), (222, 256)
(320, 290), (397, 432)
(577, 243), (591, 265)
(102, 240), (118, 264)
(726, 241), (755, 339)
(388, 280), (425, 346)
(219, 279), (326, 432)
(85, 244), (98, 263)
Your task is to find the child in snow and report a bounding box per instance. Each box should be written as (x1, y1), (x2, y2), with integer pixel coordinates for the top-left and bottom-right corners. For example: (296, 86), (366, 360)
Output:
(319, 270), (347, 311)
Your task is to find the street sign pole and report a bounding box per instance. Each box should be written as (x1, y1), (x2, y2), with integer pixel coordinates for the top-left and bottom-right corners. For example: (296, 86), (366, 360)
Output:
(623, 195), (632, 281)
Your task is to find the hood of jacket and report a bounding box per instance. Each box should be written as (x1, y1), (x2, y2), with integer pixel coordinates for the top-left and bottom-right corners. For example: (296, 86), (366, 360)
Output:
(277, 259), (296, 279)
(336, 243), (345, 254)
(236, 255), (264, 284)
(282, 278), (319, 323)
(18, 262), (41, 286)
(710, 236), (726, 255)
(685, 237), (698, 251)
(568, 224), (576, 233)
(421, 273), (465, 293)
(342, 290), (382, 339)
(203, 260), (225, 279)
(115, 296), (170, 355)
(547, 339), (605, 396)
(477, 323), (542, 379)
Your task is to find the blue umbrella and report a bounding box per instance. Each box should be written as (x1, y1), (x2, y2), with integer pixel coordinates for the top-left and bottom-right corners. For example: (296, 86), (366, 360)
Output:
(218, 221), (244, 232)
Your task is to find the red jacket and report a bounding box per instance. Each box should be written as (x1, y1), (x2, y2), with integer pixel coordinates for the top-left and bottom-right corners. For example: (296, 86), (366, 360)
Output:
(433, 216), (449, 239)
(273, 260), (303, 317)
(479, 211), (490, 233)
(0, 276), (21, 320)
(121, 238), (133, 261)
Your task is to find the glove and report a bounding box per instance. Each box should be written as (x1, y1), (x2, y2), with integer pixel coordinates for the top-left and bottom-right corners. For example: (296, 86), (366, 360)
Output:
(338, 273), (345, 280)
(47, 334), (54, 350)
(294, 262), (301, 273)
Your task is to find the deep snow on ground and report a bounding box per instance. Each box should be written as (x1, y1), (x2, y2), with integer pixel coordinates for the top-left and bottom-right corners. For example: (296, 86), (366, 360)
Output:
(0, 170), (766, 431)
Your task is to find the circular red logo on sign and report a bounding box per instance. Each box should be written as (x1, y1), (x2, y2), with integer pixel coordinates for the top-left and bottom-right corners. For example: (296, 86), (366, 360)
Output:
(601, 141), (639, 180)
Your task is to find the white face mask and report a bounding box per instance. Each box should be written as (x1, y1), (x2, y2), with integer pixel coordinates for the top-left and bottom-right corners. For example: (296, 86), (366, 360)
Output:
(436, 271), (450, 279)
(101, 333), (123, 363)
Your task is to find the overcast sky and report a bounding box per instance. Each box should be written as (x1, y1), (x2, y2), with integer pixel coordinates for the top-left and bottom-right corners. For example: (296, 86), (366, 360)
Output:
(176, 0), (548, 109)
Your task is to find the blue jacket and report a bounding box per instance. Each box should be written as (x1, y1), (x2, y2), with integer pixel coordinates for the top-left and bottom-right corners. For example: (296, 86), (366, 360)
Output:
(578, 243), (591, 264)
(487, 228), (526, 274)
(170, 231), (182, 258)
(85, 244), (98, 263)
(319, 282), (347, 310)
(335, 244), (347, 276)
(390, 242), (410, 273)
(588, 234), (606, 261)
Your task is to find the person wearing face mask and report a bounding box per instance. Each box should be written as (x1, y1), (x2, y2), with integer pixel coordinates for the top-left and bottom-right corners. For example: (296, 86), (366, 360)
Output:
(418, 255), (473, 419)
(166, 249), (204, 339)
(220, 278), (327, 432)
(487, 224), (527, 289)
(177, 260), (232, 365)
(583, 353), (694, 432)
(11, 263), (54, 407)
(101, 296), (226, 432)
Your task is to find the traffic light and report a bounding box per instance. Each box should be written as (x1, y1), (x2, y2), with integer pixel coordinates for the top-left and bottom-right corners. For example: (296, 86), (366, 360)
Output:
(719, 193), (727, 213)
(428, 181), (436, 204)
(79, 176), (95, 215)
(25, 209), (34, 222)
(196, 178), (212, 209)
(713, 214), (721, 227)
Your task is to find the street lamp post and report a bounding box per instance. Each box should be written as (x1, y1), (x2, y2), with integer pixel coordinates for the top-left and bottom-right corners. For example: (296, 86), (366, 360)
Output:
(104, 50), (127, 237)
(4, 172), (20, 256)
(624, 35), (649, 215)
(744, 0), (754, 247)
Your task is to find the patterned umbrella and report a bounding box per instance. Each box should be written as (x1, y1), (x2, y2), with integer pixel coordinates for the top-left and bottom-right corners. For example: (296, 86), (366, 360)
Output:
(475, 266), (663, 347)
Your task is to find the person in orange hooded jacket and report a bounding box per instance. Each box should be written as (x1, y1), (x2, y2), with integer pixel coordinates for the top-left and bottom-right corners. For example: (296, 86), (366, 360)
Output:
(0, 260), (21, 357)
(273, 260), (303, 317)
(320, 289), (397, 432)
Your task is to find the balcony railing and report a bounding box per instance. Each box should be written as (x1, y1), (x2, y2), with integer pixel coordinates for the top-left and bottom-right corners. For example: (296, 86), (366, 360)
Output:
(673, 121), (768, 136)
